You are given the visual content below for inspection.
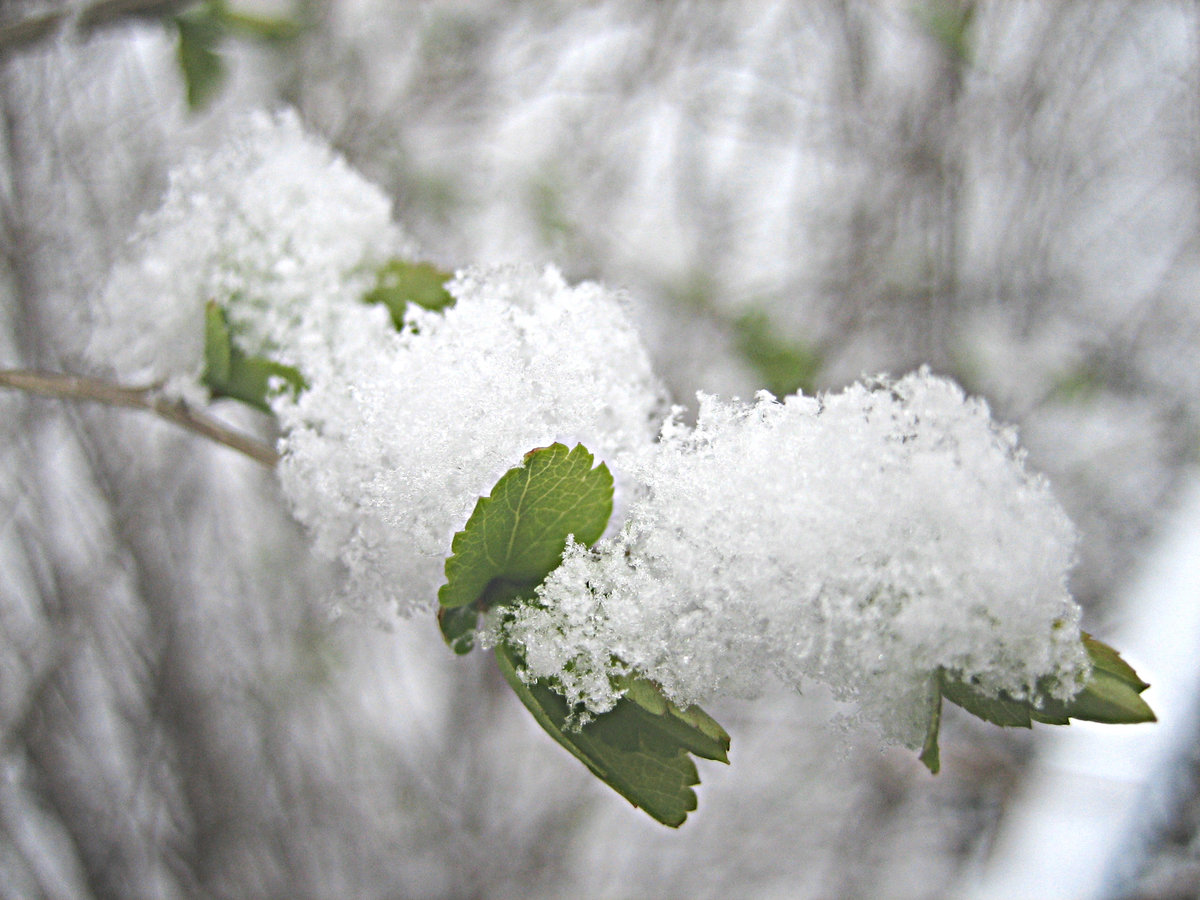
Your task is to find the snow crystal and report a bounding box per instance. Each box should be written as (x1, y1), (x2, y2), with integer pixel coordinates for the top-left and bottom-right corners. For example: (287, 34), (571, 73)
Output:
(272, 263), (667, 618)
(88, 109), (410, 398)
(503, 371), (1090, 746)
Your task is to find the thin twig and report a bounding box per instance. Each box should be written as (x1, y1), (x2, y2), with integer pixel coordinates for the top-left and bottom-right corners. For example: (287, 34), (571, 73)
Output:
(0, 369), (279, 468)
(0, 10), (63, 53)
(0, 0), (194, 57)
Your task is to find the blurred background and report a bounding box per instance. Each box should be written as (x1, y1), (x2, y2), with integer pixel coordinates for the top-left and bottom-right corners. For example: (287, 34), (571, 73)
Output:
(1, 1), (1198, 897)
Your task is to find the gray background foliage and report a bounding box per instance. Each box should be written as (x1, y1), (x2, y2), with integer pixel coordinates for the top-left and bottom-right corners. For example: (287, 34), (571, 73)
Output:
(1, 2), (1198, 897)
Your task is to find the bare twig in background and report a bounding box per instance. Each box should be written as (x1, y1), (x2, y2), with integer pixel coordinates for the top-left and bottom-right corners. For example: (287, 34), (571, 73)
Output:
(0, 0), (194, 57)
(0, 369), (280, 467)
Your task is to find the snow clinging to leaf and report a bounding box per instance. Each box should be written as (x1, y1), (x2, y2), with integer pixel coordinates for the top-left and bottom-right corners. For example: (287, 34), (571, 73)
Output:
(273, 263), (667, 618)
(86, 109), (1090, 745)
(501, 372), (1090, 747)
(88, 109), (409, 398)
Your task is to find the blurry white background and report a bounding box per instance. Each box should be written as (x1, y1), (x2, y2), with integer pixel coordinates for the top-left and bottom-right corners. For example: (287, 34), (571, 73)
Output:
(0, 2), (1196, 897)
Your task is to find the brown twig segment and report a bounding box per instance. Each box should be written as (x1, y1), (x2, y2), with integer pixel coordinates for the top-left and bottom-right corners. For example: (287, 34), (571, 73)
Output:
(0, 0), (194, 57)
(0, 369), (280, 468)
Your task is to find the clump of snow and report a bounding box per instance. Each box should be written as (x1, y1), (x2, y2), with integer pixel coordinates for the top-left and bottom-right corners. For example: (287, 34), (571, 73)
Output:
(272, 263), (666, 618)
(500, 371), (1089, 746)
(88, 109), (410, 399)
(86, 106), (1089, 743)
(86, 108), (666, 620)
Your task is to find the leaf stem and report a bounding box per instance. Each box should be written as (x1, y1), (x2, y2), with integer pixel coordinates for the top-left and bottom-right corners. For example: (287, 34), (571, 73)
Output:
(0, 368), (279, 468)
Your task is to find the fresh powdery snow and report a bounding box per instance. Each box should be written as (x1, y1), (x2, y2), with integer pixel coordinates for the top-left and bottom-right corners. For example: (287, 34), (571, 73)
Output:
(500, 375), (1090, 747)
(272, 262), (668, 617)
(88, 109), (1090, 747)
(89, 109), (411, 400)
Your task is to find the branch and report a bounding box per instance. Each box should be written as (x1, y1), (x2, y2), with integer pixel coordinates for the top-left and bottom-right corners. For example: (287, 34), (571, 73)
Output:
(0, 0), (194, 57)
(0, 369), (279, 468)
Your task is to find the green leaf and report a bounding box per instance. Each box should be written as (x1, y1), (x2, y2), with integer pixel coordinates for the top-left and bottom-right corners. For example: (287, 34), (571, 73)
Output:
(203, 300), (233, 385)
(919, 675), (943, 774)
(175, 3), (227, 111)
(1035, 634), (1156, 725)
(435, 443), (731, 825)
(364, 259), (455, 329)
(436, 605), (478, 656)
(923, 633), (1155, 770)
(912, 0), (976, 65)
(940, 671), (1037, 729)
(1035, 669), (1156, 725)
(174, 2), (302, 111)
(622, 677), (730, 764)
(733, 309), (822, 398)
(1082, 632), (1150, 692)
(495, 642), (728, 827)
(436, 443), (612, 653)
(201, 301), (306, 412)
(439, 443), (612, 611)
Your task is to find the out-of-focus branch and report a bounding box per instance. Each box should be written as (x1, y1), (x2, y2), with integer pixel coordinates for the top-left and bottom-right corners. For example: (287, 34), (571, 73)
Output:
(0, 0), (195, 57)
(0, 368), (280, 467)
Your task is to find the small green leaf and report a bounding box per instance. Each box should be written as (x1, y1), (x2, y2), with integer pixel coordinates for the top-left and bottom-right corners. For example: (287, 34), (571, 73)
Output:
(733, 309), (823, 398)
(921, 635), (1154, 771)
(623, 677), (730, 764)
(1048, 360), (1105, 404)
(940, 672), (1036, 729)
(201, 301), (306, 412)
(174, 2), (301, 111)
(1036, 635), (1155, 725)
(436, 605), (478, 655)
(364, 259), (455, 329)
(203, 300), (233, 385)
(175, 4), (226, 111)
(439, 444), (612, 611)
(919, 674), (943, 774)
(929, 633), (1154, 770)
(912, 0), (976, 65)
(436, 443), (612, 654)
(496, 642), (728, 827)
(1037, 669), (1156, 725)
(1082, 632), (1150, 692)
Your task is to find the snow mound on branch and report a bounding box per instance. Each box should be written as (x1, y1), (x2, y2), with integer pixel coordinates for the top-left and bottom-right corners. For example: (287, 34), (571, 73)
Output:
(89, 109), (408, 399)
(272, 263), (666, 618)
(86, 108), (1088, 742)
(501, 371), (1089, 746)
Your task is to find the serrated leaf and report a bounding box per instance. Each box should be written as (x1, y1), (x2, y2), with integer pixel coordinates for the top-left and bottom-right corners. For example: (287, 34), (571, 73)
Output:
(928, 634), (1155, 770)
(1030, 634), (1154, 725)
(1082, 632), (1150, 693)
(364, 259), (455, 329)
(436, 443), (612, 655)
(439, 443), (612, 611)
(1038, 671), (1156, 725)
(201, 301), (306, 412)
(940, 671), (1035, 729)
(623, 677), (730, 763)
(495, 642), (727, 827)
